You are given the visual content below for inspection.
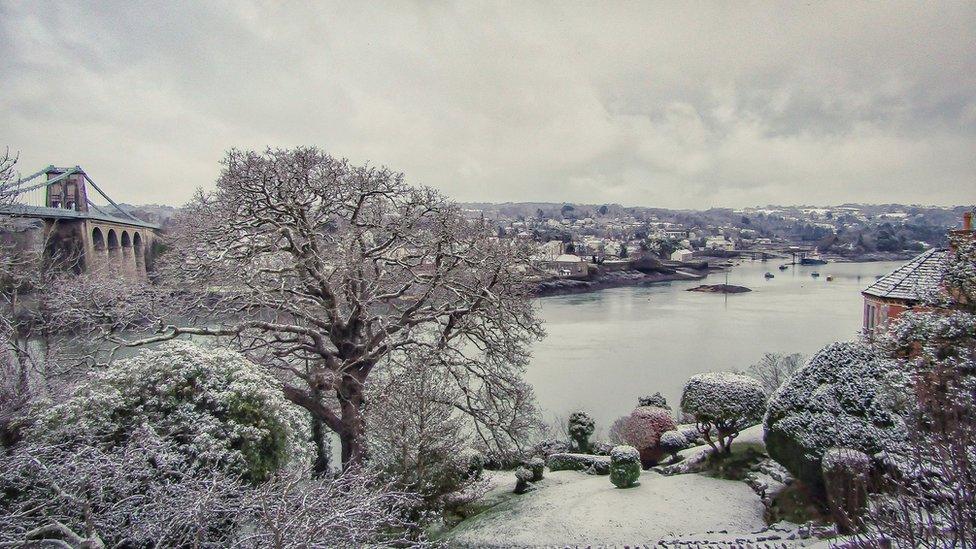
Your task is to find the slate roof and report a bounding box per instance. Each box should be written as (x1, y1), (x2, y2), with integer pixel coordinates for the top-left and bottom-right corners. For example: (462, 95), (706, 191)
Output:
(862, 248), (946, 301)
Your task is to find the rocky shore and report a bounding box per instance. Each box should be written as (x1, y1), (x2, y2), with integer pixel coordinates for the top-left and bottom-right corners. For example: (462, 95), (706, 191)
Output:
(532, 268), (707, 298)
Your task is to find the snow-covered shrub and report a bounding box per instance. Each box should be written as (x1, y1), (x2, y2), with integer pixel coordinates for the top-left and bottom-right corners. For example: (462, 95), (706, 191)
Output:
(523, 456), (545, 482)
(609, 445), (641, 488)
(589, 440), (614, 456)
(0, 428), (424, 547)
(0, 427), (244, 546)
(764, 342), (906, 491)
(459, 448), (485, 480)
(638, 391), (670, 409)
(658, 430), (688, 463)
(680, 372), (767, 455)
(33, 342), (312, 483)
(546, 453), (611, 475)
(821, 448), (871, 534)
(514, 466), (534, 494)
(568, 410), (595, 453)
(677, 424), (704, 446)
(623, 406), (677, 467)
(531, 438), (571, 459)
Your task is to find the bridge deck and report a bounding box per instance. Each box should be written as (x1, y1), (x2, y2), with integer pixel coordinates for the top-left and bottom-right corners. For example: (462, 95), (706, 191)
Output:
(0, 203), (160, 230)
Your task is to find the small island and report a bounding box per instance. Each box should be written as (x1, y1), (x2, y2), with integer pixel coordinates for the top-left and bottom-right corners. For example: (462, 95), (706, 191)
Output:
(686, 284), (752, 294)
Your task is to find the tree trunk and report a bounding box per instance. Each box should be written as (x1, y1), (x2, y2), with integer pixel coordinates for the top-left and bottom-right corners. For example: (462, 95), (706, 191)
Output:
(309, 416), (332, 476)
(337, 374), (367, 469)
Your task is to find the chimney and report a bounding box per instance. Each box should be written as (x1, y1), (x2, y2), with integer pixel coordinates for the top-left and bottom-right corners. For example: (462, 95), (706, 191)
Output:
(949, 211), (975, 253)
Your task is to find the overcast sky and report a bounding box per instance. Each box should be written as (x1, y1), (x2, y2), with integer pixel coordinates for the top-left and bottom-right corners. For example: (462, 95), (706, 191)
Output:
(2, 2), (974, 208)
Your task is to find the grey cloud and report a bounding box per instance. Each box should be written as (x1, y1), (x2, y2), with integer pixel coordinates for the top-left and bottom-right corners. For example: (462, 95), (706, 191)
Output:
(1, 1), (974, 208)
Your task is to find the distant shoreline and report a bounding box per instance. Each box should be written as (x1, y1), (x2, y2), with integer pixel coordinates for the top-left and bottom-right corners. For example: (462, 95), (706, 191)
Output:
(531, 252), (914, 298)
(531, 268), (708, 298)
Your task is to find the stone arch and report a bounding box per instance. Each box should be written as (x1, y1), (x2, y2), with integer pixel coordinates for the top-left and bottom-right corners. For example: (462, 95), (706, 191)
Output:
(92, 227), (105, 250)
(132, 231), (143, 249)
(121, 230), (132, 247)
(107, 229), (119, 249)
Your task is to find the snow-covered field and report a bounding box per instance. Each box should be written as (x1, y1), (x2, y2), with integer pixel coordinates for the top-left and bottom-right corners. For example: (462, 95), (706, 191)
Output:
(444, 468), (766, 547)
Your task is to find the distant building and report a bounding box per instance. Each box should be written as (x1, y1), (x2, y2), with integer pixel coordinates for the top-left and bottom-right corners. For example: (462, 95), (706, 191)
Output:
(705, 236), (734, 251)
(862, 211), (974, 335)
(539, 254), (589, 279)
(670, 249), (695, 262)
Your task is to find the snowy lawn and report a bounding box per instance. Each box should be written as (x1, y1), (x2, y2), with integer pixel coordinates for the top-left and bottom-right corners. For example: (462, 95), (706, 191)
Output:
(443, 469), (765, 547)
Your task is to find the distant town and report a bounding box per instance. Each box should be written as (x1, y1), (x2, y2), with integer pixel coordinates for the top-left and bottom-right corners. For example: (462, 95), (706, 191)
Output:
(461, 201), (969, 263)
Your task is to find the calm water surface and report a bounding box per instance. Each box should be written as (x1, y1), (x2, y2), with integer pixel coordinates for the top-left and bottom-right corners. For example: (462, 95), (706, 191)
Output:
(527, 260), (903, 432)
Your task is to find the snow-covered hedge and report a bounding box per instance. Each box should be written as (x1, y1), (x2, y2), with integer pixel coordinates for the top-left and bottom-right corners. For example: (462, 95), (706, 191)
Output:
(680, 372), (767, 454)
(34, 342), (312, 483)
(622, 406), (676, 466)
(764, 342), (906, 490)
(546, 453), (611, 475)
(609, 445), (641, 488)
(531, 438), (571, 459)
(568, 410), (596, 453)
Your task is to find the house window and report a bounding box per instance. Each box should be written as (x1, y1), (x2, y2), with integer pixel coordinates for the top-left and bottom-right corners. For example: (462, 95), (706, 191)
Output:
(864, 302), (877, 331)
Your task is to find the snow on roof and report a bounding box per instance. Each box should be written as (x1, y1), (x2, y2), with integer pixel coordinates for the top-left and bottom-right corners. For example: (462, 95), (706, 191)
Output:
(862, 248), (946, 301)
(554, 254), (584, 262)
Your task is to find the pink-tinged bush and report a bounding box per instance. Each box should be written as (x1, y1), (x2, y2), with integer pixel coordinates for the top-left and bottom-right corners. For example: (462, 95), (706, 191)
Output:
(622, 406), (676, 467)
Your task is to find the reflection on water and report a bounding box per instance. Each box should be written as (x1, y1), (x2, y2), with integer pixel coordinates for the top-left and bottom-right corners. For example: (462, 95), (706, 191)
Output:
(527, 260), (904, 432)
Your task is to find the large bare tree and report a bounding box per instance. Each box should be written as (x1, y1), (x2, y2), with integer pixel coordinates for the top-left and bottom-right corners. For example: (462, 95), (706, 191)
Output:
(123, 147), (544, 469)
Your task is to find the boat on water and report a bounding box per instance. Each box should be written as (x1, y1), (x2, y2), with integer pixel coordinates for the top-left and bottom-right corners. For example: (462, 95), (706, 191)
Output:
(778, 264), (788, 271)
(764, 272), (775, 279)
(811, 272), (821, 278)
(800, 253), (828, 265)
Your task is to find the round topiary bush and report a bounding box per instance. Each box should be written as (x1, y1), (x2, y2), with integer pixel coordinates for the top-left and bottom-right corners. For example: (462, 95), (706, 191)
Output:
(764, 342), (906, 492)
(609, 445), (641, 488)
(514, 466), (534, 494)
(524, 456), (545, 482)
(622, 406), (677, 467)
(658, 430), (688, 463)
(680, 372), (767, 455)
(568, 411), (596, 453)
(35, 342), (312, 483)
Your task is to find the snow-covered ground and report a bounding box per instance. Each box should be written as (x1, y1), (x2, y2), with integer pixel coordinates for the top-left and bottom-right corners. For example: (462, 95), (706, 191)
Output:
(441, 424), (801, 548)
(444, 468), (766, 547)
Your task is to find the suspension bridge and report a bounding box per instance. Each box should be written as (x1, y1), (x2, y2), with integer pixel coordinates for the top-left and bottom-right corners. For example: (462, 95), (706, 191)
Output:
(0, 165), (161, 277)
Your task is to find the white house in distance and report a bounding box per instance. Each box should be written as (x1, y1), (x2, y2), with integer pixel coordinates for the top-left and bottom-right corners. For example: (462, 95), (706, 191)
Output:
(671, 249), (695, 262)
(705, 236), (735, 251)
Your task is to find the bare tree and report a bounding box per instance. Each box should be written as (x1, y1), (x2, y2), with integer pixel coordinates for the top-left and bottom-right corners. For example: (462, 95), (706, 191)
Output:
(747, 352), (804, 395)
(238, 469), (422, 548)
(118, 147), (544, 469)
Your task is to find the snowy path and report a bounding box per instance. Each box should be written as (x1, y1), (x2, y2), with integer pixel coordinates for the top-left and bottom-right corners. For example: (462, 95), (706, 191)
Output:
(445, 468), (766, 547)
